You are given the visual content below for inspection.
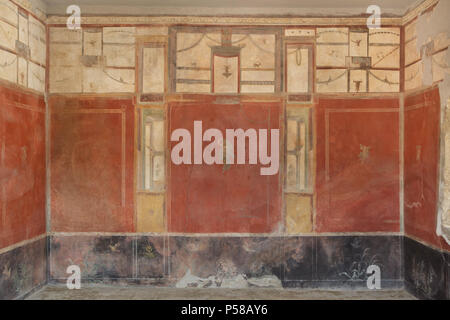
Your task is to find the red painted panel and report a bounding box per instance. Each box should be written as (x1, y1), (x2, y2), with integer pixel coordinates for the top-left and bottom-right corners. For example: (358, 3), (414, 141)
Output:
(168, 101), (282, 233)
(0, 84), (46, 249)
(50, 96), (134, 232)
(404, 87), (450, 251)
(316, 97), (400, 232)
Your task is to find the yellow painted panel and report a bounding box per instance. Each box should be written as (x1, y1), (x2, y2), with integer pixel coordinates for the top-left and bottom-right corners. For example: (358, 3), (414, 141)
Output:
(285, 194), (312, 234)
(137, 194), (165, 233)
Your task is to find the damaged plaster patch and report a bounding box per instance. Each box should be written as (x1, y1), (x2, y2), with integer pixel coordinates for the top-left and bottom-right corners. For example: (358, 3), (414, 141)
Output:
(415, 0), (450, 245)
(175, 269), (282, 289)
(175, 269), (220, 288)
(441, 97), (450, 243)
(247, 275), (282, 288)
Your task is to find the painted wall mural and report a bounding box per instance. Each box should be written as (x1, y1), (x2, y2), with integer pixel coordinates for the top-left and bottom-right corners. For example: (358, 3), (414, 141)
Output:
(0, 0), (48, 300)
(44, 22), (444, 238)
(168, 100), (282, 233)
(47, 25), (402, 96)
(0, 0), (46, 93)
(315, 97), (400, 232)
(0, 84), (46, 249)
(170, 27), (280, 94)
(316, 27), (400, 93)
(404, 87), (450, 251)
(1, 0), (450, 298)
(404, 14), (449, 92)
(50, 96), (135, 232)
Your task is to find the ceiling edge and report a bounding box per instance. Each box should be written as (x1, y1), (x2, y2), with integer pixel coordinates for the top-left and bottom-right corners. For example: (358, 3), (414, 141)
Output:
(13, 0), (439, 26)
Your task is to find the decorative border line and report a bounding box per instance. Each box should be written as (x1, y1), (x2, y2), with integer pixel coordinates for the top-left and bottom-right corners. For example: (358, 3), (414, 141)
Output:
(3, 100), (45, 113)
(402, 0), (439, 25)
(0, 233), (46, 255)
(399, 94), (405, 233)
(11, 0), (436, 27)
(405, 102), (426, 111)
(46, 15), (403, 26)
(406, 233), (450, 253)
(11, 0), (47, 23)
(44, 0), (438, 27)
(48, 231), (403, 237)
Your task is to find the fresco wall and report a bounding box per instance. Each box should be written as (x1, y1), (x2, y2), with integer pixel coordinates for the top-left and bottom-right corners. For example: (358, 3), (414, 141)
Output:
(410, 0), (450, 247)
(45, 21), (408, 290)
(315, 96), (400, 233)
(0, 0), (449, 297)
(168, 100), (282, 233)
(401, 0), (450, 299)
(0, 84), (46, 248)
(404, 87), (448, 250)
(47, 24), (403, 235)
(0, 0), (46, 93)
(49, 96), (135, 232)
(403, 86), (450, 299)
(0, 0), (47, 299)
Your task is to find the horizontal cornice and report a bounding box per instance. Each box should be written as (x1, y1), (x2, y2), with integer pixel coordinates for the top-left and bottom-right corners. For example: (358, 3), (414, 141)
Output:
(402, 0), (438, 25)
(46, 15), (403, 26)
(42, 0), (439, 27)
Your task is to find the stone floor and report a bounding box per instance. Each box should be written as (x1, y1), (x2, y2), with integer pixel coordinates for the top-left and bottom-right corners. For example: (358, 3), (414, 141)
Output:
(27, 284), (416, 300)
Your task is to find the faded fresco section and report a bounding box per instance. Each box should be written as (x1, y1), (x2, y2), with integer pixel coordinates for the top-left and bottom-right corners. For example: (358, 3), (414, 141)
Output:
(0, 0), (46, 93)
(0, 84), (46, 249)
(404, 0), (450, 246)
(315, 97), (400, 232)
(48, 235), (403, 289)
(49, 27), (168, 94)
(45, 23), (409, 235)
(50, 96), (135, 232)
(0, 236), (46, 299)
(443, 97), (450, 241)
(168, 101), (282, 233)
(404, 87), (450, 251)
(0, 1), (48, 300)
(316, 27), (400, 93)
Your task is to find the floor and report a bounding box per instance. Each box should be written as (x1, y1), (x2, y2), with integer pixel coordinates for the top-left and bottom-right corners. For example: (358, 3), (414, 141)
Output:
(27, 284), (416, 300)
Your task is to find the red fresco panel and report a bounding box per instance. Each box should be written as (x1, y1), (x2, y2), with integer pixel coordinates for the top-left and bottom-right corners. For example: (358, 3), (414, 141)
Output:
(316, 97), (400, 232)
(0, 84), (46, 249)
(50, 96), (134, 232)
(168, 101), (282, 233)
(404, 87), (450, 251)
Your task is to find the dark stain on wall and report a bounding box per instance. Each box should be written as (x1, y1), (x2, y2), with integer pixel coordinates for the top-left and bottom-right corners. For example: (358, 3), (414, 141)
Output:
(136, 237), (166, 279)
(404, 236), (449, 300)
(50, 236), (134, 282)
(315, 236), (402, 289)
(48, 235), (402, 290)
(0, 237), (46, 300)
